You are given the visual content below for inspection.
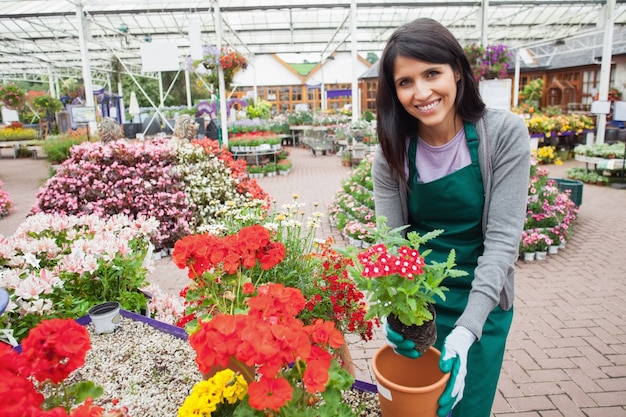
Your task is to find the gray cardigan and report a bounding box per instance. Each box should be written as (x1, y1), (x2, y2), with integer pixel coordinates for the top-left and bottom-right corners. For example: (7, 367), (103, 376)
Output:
(372, 108), (531, 339)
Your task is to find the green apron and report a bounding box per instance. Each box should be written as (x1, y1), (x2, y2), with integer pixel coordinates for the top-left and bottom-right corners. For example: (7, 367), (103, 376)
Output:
(407, 123), (513, 417)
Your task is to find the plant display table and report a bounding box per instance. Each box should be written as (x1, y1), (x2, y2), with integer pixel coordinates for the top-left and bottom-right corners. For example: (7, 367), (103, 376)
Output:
(231, 144), (282, 167)
(574, 154), (625, 171)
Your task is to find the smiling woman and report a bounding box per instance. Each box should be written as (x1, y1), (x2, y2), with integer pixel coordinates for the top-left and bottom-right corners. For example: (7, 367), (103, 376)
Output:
(373, 17), (530, 417)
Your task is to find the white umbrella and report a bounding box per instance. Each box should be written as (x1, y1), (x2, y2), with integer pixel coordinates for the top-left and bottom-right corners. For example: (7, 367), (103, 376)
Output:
(128, 91), (140, 121)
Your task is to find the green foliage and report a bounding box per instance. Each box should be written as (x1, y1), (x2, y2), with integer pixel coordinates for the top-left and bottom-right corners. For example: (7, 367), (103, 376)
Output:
(520, 78), (544, 103)
(361, 109), (375, 122)
(42, 133), (88, 164)
(42, 380), (103, 412)
(33, 95), (63, 114)
(245, 99), (272, 119)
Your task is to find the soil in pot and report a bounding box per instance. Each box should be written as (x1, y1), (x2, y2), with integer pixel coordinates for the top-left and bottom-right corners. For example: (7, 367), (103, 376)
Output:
(387, 304), (437, 354)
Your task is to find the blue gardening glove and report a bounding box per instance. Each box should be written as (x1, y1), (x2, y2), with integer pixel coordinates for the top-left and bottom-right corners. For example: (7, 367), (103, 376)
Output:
(382, 317), (423, 359)
(438, 326), (476, 417)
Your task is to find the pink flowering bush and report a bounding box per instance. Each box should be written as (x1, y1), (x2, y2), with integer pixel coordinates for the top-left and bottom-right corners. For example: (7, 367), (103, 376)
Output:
(0, 180), (14, 217)
(521, 156), (578, 255)
(31, 139), (192, 249)
(328, 154), (376, 244)
(0, 213), (183, 343)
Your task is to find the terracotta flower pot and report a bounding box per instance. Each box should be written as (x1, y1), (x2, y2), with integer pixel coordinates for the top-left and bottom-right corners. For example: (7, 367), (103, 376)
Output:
(338, 343), (356, 377)
(372, 345), (449, 417)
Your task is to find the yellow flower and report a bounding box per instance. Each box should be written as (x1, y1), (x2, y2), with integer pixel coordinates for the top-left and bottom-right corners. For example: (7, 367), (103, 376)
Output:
(178, 370), (248, 416)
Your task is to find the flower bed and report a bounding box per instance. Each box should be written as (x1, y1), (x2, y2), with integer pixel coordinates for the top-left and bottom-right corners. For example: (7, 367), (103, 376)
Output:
(64, 311), (381, 416)
(31, 138), (269, 248)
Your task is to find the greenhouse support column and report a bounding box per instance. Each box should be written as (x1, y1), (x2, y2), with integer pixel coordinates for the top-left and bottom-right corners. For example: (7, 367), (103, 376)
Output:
(184, 70), (192, 108)
(118, 81), (125, 123)
(215, 0), (229, 147)
(75, 3), (96, 134)
(480, 0), (489, 46)
(595, 0), (616, 145)
(350, 0), (359, 122)
(513, 51), (521, 107)
(47, 65), (56, 98)
(158, 72), (165, 123)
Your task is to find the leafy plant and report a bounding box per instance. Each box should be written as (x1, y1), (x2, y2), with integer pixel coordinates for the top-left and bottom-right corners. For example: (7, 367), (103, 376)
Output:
(0, 213), (157, 342)
(41, 134), (87, 164)
(346, 217), (468, 328)
(182, 283), (356, 417)
(172, 225), (286, 330)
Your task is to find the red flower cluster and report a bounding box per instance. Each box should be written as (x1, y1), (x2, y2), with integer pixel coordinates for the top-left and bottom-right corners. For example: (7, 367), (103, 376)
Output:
(0, 318), (126, 417)
(173, 225), (286, 327)
(219, 48), (248, 71)
(305, 243), (378, 341)
(173, 225), (285, 277)
(189, 283), (345, 412)
(358, 243), (425, 279)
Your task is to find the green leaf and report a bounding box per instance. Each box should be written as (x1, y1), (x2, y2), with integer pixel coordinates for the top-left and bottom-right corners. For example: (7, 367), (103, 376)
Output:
(67, 380), (104, 404)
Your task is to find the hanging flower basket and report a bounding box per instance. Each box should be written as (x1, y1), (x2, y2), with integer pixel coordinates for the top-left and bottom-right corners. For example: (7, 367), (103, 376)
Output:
(0, 83), (26, 110)
(190, 45), (248, 91)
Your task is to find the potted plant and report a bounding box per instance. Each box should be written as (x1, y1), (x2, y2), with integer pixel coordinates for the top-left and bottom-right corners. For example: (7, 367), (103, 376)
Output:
(0, 83), (26, 110)
(346, 216), (467, 417)
(519, 229), (540, 261)
(347, 216), (467, 353)
(534, 232), (553, 261)
(247, 164), (264, 178)
(264, 163), (277, 177)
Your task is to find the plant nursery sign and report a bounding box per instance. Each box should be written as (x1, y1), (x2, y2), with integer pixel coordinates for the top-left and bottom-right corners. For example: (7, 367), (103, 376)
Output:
(70, 106), (96, 123)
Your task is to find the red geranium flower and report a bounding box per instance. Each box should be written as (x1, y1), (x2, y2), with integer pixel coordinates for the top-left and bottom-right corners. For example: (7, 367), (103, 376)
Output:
(20, 318), (91, 383)
(247, 376), (293, 411)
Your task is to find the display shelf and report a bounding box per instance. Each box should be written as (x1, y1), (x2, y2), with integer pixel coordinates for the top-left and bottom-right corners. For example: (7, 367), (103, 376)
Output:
(574, 154), (625, 171)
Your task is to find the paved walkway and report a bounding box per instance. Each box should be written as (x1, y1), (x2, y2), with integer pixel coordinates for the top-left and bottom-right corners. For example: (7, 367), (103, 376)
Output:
(1, 146), (625, 416)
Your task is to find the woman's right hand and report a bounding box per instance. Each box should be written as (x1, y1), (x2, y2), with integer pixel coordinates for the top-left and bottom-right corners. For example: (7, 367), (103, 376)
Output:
(383, 319), (422, 359)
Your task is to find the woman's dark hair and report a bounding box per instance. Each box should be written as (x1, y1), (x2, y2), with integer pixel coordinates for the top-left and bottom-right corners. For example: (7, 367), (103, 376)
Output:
(376, 18), (485, 184)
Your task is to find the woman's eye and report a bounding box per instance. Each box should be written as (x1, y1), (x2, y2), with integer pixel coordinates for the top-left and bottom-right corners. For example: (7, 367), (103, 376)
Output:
(427, 70), (440, 78)
(397, 79), (410, 87)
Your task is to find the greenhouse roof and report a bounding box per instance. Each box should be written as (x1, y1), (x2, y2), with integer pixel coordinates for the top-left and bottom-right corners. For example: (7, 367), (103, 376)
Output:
(0, 0), (624, 83)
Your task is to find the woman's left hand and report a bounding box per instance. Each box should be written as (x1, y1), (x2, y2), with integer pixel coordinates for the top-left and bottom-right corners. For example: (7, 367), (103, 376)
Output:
(438, 326), (476, 417)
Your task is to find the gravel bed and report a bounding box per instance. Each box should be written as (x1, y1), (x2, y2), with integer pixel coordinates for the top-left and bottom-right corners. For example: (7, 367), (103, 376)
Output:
(67, 317), (381, 416)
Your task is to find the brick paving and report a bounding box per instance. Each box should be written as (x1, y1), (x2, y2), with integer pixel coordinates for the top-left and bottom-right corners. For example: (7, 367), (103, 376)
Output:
(1, 145), (625, 416)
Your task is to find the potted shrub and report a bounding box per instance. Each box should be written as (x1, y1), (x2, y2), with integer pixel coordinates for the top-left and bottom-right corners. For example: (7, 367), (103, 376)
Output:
(345, 216), (467, 417)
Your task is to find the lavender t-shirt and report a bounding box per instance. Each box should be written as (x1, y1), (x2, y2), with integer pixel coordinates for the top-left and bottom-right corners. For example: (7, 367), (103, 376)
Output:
(413, 128), (472, 183)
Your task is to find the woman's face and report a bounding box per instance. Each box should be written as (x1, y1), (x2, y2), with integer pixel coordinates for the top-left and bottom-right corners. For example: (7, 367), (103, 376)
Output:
(393, 55), (461, 140)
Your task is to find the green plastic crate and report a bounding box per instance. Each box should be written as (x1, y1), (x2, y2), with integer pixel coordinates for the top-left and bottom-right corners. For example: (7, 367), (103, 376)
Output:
(551, 178), (583, 206)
